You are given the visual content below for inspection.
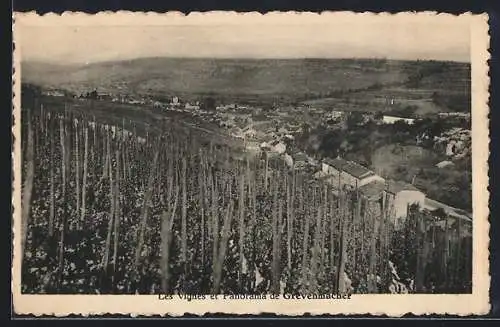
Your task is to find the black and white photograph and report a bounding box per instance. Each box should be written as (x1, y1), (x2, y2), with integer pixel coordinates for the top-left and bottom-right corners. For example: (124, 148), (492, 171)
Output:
(12, 12), (490, 315)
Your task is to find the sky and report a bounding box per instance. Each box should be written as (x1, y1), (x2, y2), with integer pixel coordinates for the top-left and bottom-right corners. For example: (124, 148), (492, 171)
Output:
(15, 12), (472, 64)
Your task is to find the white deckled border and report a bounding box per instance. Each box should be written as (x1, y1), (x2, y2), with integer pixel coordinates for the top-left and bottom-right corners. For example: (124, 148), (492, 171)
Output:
(11, 11), (490, 317)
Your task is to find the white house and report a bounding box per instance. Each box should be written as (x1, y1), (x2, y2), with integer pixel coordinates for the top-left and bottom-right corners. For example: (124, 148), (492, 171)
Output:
(321, 157), (385, 188)
(357, 178), (425, 228)
(383, 115), (415, 125)
(384, 180), (426, 229)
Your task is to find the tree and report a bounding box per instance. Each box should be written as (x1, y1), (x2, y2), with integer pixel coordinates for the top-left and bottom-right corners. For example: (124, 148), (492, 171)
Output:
(429, 120), (445, 139)
(89, 90), (98, 100)
(346, 112), (364, 129)
(431, 91), (440, 105)
(301, 123), (311, 137)
(318, 131), (341, 158)
(21, 84), (42, 110)
(201, 97), (217, 111)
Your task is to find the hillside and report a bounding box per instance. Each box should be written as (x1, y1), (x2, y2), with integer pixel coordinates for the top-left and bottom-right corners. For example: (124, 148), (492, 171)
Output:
(21, 57), (471, 111)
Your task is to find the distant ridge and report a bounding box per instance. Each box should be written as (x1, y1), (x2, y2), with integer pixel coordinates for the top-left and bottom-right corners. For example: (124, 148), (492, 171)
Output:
(21, 57), (470, 107)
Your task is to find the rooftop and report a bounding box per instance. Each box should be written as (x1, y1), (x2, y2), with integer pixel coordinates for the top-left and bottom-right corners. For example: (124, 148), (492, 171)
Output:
(343, 161), (374, 179)
(293, 151), (309, 162)
(323, 157), (348, 170)
(386, 179), (422, 195)
(424, 198), (472, 222)
(358, 179), (423, 199)
(313, 170), (335, 183)
(323, 157), (374, 179)
(359, 180), (386, 200)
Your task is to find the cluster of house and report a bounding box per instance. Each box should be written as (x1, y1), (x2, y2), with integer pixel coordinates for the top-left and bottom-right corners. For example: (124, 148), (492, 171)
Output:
(249, 130), (426, 227)
(316, 156), (472, 227)
(42, 89), (66, 97)
(253, 142), (472, 229)
(74, 91), (192, 109)
(313, 157), (425, 228)
(325, 111), (346, 121)
(153, 96), (202, 110)
(229, 109), (472, 228)
(231, 125), (260, 140)
(322, 111), (418, 128)
(184, 101), (201, 110)
(216, 103), (250, 111)
(433, 128), (471, 160)
(225, 115), (302, 147)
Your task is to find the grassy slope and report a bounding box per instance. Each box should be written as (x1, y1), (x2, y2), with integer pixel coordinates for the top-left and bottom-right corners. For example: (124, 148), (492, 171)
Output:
(371, 144), (442, 179)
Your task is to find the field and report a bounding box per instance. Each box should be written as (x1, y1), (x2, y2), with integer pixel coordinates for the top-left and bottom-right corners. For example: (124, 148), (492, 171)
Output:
(20, 99), (472, 295)
(371, 144), (442, 178)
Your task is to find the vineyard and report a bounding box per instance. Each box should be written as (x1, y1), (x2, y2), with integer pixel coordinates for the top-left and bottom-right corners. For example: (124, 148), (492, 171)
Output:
(20, 101), (472, 295)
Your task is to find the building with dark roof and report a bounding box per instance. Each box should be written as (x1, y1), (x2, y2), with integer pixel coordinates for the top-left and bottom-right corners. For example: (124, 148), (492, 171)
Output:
(317, 156), (468, 231)
(321, 156), (385, 188)
(359, 180), (387, 201)
(341, 161), (375, 180)
(358, 179), (425, 230)
(323, 157), (348, 171)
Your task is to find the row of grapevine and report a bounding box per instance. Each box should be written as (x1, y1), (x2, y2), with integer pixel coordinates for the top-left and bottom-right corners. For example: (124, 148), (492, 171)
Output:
(390, 206), (472, 293)
(20, 103), (472, 294)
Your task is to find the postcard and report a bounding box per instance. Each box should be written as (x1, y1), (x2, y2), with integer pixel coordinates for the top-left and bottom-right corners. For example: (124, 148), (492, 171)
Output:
(12, 11), (490, 316)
